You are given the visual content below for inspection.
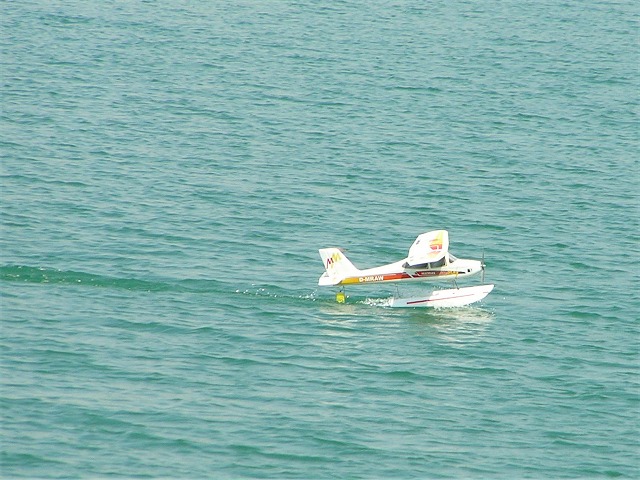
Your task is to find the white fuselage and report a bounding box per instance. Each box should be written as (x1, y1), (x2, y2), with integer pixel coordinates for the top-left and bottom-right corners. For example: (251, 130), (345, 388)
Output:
(318, 256), (483, 287)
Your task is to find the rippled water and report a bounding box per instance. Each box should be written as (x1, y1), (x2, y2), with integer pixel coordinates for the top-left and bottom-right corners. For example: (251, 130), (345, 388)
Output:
(2, 1), (639, 478)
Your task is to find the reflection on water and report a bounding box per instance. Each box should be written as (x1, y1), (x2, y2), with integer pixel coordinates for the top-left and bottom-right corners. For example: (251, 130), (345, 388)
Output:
(404, 305), (495, 342)
(317, 291), (495, 342)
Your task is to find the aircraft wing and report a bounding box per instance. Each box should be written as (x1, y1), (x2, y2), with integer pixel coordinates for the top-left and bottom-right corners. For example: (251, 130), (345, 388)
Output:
(405, 230), (449, 267)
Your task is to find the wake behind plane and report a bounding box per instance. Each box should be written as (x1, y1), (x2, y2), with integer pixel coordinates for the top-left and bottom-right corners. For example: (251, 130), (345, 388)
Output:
(318, 230), (494, 308)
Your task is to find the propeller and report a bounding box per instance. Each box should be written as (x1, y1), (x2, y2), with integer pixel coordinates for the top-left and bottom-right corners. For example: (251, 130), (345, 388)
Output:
(481, 249), (486, 284)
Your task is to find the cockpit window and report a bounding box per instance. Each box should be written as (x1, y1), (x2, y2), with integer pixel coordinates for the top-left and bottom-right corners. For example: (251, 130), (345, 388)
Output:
(431, 257), (446, 268)
(408, 257), (446, 269)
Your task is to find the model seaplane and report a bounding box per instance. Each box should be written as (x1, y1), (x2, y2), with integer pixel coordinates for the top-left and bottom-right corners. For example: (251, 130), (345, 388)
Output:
(318, 230), (494, 308)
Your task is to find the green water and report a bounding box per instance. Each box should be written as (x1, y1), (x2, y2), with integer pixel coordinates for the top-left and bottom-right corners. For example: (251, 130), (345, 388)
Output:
(2, 1), (639, 478)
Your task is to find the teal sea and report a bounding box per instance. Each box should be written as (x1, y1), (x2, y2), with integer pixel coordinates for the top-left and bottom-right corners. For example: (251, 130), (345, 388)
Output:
(1, 1), (639, 478)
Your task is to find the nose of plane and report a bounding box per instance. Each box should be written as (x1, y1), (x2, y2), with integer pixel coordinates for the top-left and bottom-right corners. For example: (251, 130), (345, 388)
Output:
(475, 260), (483, 275)
(467, 260), (483, 276)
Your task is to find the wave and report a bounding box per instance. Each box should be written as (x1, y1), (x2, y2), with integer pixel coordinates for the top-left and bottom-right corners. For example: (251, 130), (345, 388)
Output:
(0, 265), (222, 293)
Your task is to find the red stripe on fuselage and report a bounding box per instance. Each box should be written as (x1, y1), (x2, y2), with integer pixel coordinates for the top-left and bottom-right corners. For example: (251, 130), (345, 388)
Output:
(340, 270), (463, 285)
